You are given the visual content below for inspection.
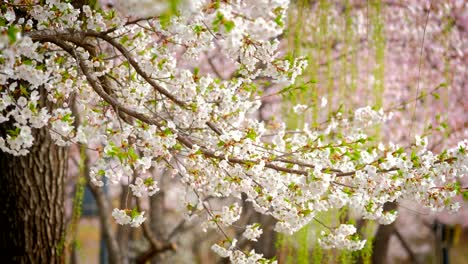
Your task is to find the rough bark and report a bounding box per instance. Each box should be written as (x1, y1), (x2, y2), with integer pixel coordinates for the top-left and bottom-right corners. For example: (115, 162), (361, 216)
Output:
(0, 126), (68, 263)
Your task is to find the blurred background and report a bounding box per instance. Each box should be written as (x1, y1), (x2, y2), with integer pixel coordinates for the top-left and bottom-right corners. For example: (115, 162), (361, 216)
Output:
(65, 0), (467, 263)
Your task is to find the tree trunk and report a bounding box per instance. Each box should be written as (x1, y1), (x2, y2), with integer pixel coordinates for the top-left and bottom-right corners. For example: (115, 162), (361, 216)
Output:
(372, 202), (398, 264)
(149, 168), (169, 264)
(0, 127), (68, 263)
(252, 213), (277, 258)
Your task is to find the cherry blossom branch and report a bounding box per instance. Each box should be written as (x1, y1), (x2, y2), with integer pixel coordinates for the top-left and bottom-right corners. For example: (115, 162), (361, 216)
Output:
(85, 30), (188, 107)
(101, 16), (157, 35)
(35, 31), (460, 192)
(28, 31), (326, 176)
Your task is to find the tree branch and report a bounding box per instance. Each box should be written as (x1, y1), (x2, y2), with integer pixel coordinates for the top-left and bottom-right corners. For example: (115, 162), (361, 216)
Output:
(135, 198), (176, 264)
(85, 31), (187, 107)
(35, 32), (458, 188)
(394, 227), (420, 264)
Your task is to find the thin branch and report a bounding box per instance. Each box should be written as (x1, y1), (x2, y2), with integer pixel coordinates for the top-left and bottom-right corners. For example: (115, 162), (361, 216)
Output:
(101, 16), (157, 35)
(394, 227), (420, 264)
(410, 1), (432, 139)
(85, 31), (188, 107)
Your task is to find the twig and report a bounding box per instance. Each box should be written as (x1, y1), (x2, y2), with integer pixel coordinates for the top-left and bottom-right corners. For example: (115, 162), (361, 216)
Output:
(409, 1), (432, 139)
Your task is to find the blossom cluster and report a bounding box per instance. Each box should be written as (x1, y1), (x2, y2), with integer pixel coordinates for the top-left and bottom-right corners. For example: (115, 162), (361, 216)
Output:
(0, 0), (466, 261)
(318, 224), (366, 251)
(112, 208), (146, 227)
(211, 239), (276, 264)
(243, 223), (263, 242)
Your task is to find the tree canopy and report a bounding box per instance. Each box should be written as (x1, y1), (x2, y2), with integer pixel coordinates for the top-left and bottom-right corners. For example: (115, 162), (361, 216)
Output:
(0, 1), (466, 263)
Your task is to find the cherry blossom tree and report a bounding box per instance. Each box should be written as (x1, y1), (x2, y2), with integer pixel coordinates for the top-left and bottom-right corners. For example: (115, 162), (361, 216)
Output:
(276, 1), (467, 263)
(0, 0), (466, 263)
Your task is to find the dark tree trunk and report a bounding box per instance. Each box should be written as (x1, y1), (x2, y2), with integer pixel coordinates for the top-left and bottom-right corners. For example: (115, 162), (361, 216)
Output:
(372, 202), (398, 264)
(117, 184), (131, 264)
(252, 213), (277, 258)
(150, 190), (166, 264)
(0, 127), (68, 263)
(149, 168), (169, 264)
(236, 194), (278, 259)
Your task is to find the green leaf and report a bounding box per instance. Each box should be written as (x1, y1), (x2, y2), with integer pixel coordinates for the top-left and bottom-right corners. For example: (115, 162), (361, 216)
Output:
(395, 147), (405, 155)
(173, 143), (182, 151)
(130, 208), (140, 219)
(245, 129), (257, 140)
(144, 177), (154, 186)
(159, 0), (180, 29)
(162, 127), (173, 136)
(193, 67), (199, 76)
(459, 146), (465, 155)
(193, 24), (204, 35)
(300, 209), (312, 216)
(104, 10), (116, 20)
(19, 84), (29, 96)
(61, 113), (72, 122)
(120, 35), (129, 45)
(28, 102), (37, 112)
(274, 14), (284, 27)
(411, 150), (420, 167)
(224, 20), (235, 33)
(23, 59), (33, 65)
(127, 147), (138, 161)
(0, 17), (7, 27)
(212, 12), (224, 32)
(159, 13), (172, 29)
(7, 25), (20, 44)
(106, 142), (120, 157)
(7, 127), (21, 137)
(462, 191), (468, 201)
(440, 122), (448, 130)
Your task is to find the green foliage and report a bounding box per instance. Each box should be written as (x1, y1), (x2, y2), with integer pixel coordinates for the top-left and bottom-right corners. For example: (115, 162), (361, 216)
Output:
(296, 225), (310, 264)
(277, 0), (388, 261)
(130, 207), (140, 219)
(339, 249), (354, 264)
(462, 191), (468, 201)
(370, 0), (385, 109)
(7, 25), (19, 44)
(275, 232), (285, 251)
(160, 0), (181, 29)
(6, 127), (21, 138)
(360, 238), (374, 264)
(312, 240), (323, 264)
(212, 11), (235, 33)
(59, 145), (87, 256)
